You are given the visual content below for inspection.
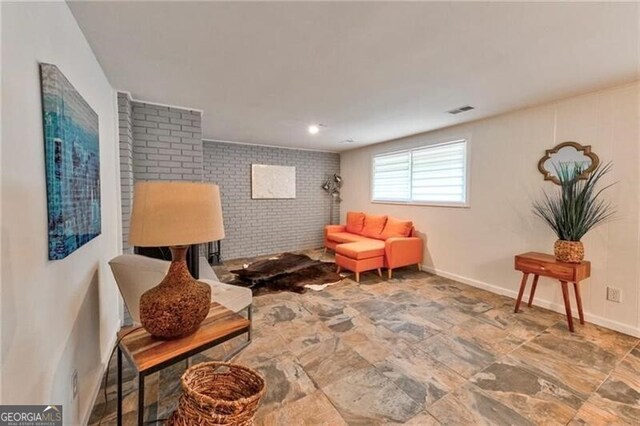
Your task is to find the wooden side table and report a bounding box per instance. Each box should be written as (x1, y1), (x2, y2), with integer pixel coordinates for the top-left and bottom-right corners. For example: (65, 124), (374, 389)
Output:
(117, 302), (250, 426)
(514, 252), (591, 332)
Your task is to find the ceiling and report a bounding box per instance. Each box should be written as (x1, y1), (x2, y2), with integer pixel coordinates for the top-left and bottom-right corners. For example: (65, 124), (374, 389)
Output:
(69, 1), (639, 152)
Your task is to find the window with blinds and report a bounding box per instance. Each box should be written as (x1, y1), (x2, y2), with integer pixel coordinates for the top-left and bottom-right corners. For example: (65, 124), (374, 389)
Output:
(372, 151), (411, 201)
(372, 139), (468, 206)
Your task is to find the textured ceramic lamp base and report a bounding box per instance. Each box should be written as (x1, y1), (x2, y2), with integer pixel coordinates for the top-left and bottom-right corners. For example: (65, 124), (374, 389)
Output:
(140, 246), (211, 338)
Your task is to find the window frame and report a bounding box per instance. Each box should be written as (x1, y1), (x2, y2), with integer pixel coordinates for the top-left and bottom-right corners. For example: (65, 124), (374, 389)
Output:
(370, 138), (470, 208)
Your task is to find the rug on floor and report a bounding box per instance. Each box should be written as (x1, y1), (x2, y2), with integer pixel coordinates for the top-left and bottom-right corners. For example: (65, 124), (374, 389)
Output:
(230, 253), (343, 294)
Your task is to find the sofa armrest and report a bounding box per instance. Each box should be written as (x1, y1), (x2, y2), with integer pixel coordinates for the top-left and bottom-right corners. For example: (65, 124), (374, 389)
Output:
(385, 237), (424, 268)
(325, 224), (346, 237)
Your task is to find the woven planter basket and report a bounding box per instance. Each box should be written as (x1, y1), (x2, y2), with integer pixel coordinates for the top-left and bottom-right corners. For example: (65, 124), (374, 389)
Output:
(554, 240), (584, 263)
(168, 362), (266, 426)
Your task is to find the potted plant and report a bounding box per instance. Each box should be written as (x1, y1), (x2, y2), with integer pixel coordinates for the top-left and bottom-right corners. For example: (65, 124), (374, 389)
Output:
(532, 162), (615, 263)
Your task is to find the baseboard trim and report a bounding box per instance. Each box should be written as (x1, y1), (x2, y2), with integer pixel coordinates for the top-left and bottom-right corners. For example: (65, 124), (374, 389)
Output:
(421, 265), (640, 338)
(81, 324), (120, 426)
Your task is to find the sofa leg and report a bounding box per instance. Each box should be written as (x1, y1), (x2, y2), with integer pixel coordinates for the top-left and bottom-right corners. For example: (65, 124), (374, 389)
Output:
(355, 271), (360, 283)
(336, 265), (341, 274)
(323, 247), (327, 255)
(388, 269), (393, 280)
(377, 268), (382, 277)
(418, 263), (422, 272)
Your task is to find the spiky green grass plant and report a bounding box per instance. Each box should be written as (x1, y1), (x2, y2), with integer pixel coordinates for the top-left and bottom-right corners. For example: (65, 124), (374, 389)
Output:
(533, 162), (615, 241)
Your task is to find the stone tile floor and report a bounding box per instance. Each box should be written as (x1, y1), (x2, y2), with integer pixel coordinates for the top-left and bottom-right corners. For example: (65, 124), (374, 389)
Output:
(90, 250), (640, 425)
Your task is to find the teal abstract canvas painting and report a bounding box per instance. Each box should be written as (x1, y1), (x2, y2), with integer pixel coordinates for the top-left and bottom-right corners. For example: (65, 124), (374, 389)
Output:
(40, 63), (101, 260)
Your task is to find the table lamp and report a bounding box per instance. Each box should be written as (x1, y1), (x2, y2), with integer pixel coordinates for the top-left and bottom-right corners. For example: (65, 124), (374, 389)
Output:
(129, 181), (225, 338)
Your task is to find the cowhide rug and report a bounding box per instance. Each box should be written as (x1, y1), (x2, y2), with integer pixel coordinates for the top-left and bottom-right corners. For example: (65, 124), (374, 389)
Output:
(230, 253), (343, 294)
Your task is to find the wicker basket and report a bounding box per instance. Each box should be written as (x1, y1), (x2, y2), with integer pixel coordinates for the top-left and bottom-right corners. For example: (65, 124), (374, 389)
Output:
(168, 362), (266, 426)
(554, 240), (584, 263)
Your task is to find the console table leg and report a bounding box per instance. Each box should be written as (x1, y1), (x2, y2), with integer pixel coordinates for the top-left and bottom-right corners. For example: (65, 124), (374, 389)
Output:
(528, 275), (539, 307)
(247, 304), (253, 341)
(138, 373), (145, 426)
(561, 281), (574, 332)
(117, 347), (122, 426)
(514, 273), (529, 313)
(573, 282), (585, 324)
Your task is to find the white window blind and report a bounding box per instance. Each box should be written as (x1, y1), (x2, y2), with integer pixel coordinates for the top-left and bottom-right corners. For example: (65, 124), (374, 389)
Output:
(411, 141), (467, 203)
(372, 151), (411, 201)
(372, 139), (468, 206)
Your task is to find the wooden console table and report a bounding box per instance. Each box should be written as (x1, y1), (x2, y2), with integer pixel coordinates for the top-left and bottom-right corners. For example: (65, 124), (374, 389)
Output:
(117, 302), (250, 426)
(514, 252), (591, 332)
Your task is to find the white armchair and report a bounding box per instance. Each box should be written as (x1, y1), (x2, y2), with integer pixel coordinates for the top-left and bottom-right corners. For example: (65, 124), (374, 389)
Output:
(108, 254), (252, 357)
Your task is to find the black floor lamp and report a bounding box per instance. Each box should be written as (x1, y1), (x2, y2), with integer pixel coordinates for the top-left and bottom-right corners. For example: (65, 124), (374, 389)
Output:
(322, 174), (342, 224)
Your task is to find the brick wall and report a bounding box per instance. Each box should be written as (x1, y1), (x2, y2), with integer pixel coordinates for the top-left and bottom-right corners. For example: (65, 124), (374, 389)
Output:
(130, 101), (203, 181)
(117, 98), (340, 261)
(117, 93), (133, 252)
(203, 141), (340, 260)
(117, 94), (204, 254)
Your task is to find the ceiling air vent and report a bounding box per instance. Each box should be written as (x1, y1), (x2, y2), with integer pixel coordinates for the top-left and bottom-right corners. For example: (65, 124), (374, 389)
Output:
(339, 139), (355, 144)
(447, 105), (475, 115)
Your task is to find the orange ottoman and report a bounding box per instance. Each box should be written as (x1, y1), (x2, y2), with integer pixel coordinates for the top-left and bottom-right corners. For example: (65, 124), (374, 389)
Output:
(335, 240), (384, 283)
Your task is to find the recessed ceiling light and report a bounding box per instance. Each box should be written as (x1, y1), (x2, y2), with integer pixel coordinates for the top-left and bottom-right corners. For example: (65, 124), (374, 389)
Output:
(308, 123), (328, 134)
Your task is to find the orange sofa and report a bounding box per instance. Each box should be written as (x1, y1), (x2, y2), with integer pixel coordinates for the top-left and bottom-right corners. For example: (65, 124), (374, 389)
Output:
(325, 211), (423, 281)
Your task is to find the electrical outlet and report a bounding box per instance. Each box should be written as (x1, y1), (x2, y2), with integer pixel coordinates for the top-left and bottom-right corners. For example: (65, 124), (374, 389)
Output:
(72, 369), (78, 399)
(606, 286), (621, 303)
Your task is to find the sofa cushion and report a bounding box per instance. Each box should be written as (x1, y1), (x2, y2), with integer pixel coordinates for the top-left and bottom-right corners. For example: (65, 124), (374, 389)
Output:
(360, 214), (388, 239)
(345, 211), (366, 234)
(380, 217), (413, 240)
(336, 240), (385, 260)
(326, 232), (370, 244)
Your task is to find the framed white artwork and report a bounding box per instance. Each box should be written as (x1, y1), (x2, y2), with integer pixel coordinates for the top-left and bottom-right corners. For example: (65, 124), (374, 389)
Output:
(251, 164), (296, 199)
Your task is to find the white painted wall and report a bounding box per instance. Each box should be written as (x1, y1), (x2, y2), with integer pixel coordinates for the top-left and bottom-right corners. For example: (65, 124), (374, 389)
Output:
(1, 2), (122, 424)
(0, 0), (4, 406)
(341, 82), (640, 337)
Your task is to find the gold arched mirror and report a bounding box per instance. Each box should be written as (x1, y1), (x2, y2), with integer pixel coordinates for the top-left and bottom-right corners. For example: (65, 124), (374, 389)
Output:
(538, 142), (599, 185)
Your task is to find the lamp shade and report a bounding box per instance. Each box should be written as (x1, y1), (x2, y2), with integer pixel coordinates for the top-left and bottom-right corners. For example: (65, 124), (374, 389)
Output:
(129, 181), (225, 247)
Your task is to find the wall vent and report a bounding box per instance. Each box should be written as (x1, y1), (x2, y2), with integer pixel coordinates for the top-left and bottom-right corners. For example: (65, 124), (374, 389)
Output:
(448, 105), (475, 115)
